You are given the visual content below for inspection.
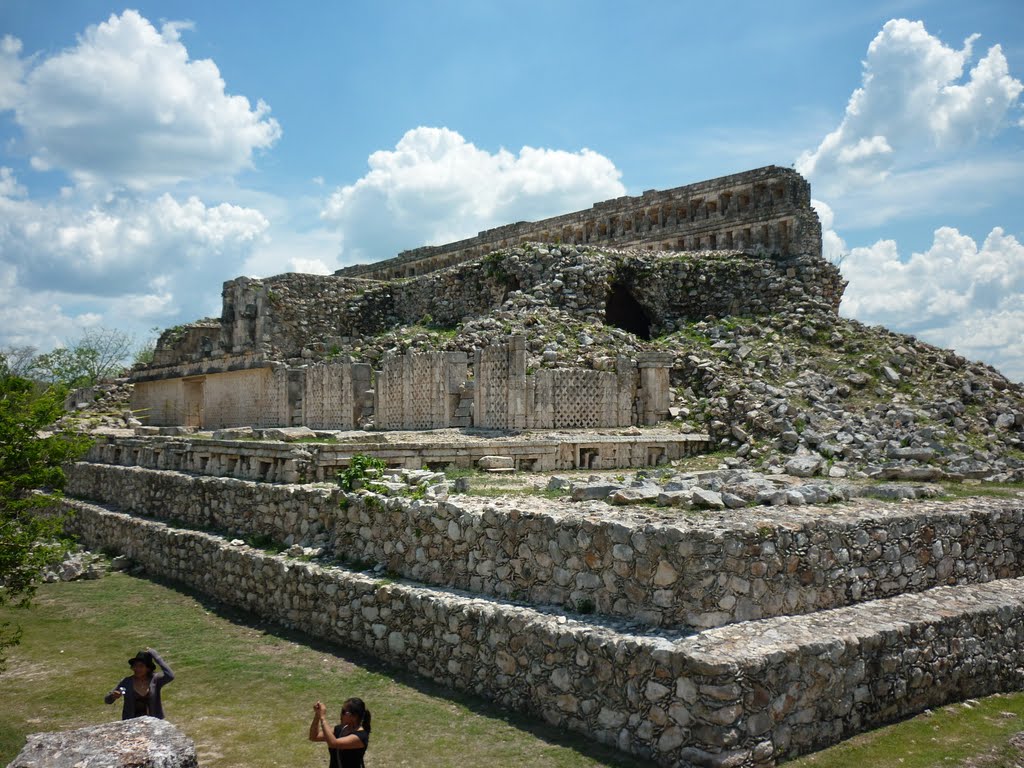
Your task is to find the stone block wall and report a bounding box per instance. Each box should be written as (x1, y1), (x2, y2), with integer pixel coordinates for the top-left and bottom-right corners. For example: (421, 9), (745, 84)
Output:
(61, 498), (1024, 766)
(201, 367), (288, 429)
(131, 378), (188, 426)
(65, 462), (1024, 632)
(131, 357), (291, 429)
(134, 338), (671, 432)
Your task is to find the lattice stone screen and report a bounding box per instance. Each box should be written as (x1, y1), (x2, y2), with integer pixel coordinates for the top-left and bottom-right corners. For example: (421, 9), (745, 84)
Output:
(376, 351), (468, 430)
(528, 368), (624, 428)
(476, 337), (648, 430)
(303, 363), (357, 430)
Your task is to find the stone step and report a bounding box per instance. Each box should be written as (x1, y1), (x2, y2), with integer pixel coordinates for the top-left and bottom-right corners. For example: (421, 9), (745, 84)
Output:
(66, 461), (1024, 634)
(61, 497), (1024, 767)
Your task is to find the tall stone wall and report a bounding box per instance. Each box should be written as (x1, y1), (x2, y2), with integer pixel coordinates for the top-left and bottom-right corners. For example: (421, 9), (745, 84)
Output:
(336, 166), (821, 280)
(132, 339), (671, 432)
(62, 498), (1024, 767)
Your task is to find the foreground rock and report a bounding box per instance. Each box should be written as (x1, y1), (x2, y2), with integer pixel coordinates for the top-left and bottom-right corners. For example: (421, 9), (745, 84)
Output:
(9, 717), (197, 768)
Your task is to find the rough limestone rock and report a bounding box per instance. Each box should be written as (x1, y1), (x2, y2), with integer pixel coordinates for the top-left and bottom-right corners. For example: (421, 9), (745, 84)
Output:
(9, 717), (197, 768)
(477, 455), (514, 470)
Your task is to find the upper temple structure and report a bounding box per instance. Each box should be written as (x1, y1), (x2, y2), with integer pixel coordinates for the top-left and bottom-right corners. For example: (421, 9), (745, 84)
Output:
(130, 165), (845, 456)
(334, 165), (822, 279)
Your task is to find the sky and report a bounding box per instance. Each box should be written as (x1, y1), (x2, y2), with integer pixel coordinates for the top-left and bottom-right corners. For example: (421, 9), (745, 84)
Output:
(1, 1), (1022, 380)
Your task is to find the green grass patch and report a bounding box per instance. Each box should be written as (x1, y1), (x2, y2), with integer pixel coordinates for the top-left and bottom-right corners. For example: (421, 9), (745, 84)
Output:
(784, 695), (1024, 767)
(0, 574), (647, 768)
(935, 481), (1024, 501)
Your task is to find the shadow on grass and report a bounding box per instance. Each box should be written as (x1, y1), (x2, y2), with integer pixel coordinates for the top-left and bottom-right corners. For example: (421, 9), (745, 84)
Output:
(142, 571), (650, 768)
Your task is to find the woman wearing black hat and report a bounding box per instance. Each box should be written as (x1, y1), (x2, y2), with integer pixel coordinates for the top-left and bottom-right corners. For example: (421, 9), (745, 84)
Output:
(104, 648), (175, 720)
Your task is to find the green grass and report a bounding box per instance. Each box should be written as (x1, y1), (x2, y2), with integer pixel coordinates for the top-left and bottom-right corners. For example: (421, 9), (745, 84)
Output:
(0, 574), (646, 768)
(936, 481), (1024, 501)
(783, 695), (1024, 767)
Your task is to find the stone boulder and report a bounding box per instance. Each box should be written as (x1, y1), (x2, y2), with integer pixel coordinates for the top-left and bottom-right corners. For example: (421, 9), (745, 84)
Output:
(9, 716), (198, 767)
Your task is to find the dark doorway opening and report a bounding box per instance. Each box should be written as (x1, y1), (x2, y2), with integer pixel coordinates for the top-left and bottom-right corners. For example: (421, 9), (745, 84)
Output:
(605, 283), (652, 340)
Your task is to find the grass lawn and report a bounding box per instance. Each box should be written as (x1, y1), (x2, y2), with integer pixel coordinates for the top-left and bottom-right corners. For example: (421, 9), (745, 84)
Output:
(0, 572), (647, 767)
(1, 572), (1023, 767)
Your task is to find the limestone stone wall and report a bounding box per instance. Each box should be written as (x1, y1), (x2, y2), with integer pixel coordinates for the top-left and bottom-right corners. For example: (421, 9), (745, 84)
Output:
(336, 166), (821, 280)
(133, 339), (671, 432)
(62, 498), (1024, 766)
(65, 462), (1024, 631)
(131, 378), (187, 426)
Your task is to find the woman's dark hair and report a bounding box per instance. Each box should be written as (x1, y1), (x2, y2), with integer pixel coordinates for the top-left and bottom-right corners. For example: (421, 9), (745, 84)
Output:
(342, 697), (371, 734)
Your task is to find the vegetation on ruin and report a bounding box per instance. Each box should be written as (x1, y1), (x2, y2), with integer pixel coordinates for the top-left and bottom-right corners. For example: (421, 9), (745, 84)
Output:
(336, 453), (388, 492)
(0, 574), (650, 768)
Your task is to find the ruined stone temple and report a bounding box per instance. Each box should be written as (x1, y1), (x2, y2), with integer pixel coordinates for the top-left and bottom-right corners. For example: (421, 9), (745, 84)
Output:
(130, 165), (843, 459)
(61, 164), (1024, 766)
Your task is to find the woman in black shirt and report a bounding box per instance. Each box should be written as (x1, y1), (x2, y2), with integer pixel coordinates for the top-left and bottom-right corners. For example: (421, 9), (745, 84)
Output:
(309, 697), (371, 767)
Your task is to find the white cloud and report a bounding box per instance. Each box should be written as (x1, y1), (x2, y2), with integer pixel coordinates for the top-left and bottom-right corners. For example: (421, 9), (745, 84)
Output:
(839, 226), (1024, 381)
(5, 10), (281, 189)
(0, 35), (25, 110)
(797, 19), (1023, 198)
(812, 198), (847, 265)
(322, 126), (625, 263)
(0, 175), (269, 305)
(0, 166), (26, 197)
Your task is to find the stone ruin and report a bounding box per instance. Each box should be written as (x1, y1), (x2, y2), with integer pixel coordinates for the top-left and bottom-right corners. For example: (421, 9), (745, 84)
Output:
(130, 164), (843, 454)
(47, 165), (1024, 765)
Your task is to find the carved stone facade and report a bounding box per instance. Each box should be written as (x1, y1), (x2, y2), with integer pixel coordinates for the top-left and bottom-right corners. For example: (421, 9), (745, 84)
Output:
(335, 165), (820, 279)
(132, 337), (671, 433)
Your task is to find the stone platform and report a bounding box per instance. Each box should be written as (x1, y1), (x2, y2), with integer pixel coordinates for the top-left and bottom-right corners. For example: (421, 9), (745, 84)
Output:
(58, 451), (1024, 766)
(83, 427), (711, 481)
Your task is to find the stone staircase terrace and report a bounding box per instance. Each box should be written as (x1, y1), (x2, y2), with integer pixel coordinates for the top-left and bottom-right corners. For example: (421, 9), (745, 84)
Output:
(65, 461), (1024, 632)
(60, 496), (1024, 767)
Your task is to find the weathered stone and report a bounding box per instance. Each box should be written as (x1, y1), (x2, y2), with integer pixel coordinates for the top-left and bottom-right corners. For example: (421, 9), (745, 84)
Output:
(9, 717), (197, 768)
(477, 455), (515, 471)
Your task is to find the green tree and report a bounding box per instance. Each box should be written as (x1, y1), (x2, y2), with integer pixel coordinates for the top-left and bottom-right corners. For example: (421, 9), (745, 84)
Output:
(0, 345), (38, 379)
(0, 374), (91, 670)
(31, 327), (135, 386)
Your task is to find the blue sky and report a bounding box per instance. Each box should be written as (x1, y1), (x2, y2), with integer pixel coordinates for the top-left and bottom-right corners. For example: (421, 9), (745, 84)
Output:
(1, 1), (1022, 379)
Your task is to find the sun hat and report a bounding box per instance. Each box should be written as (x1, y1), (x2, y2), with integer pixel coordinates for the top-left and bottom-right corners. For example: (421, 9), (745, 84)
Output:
(128, 651), (155, 669)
